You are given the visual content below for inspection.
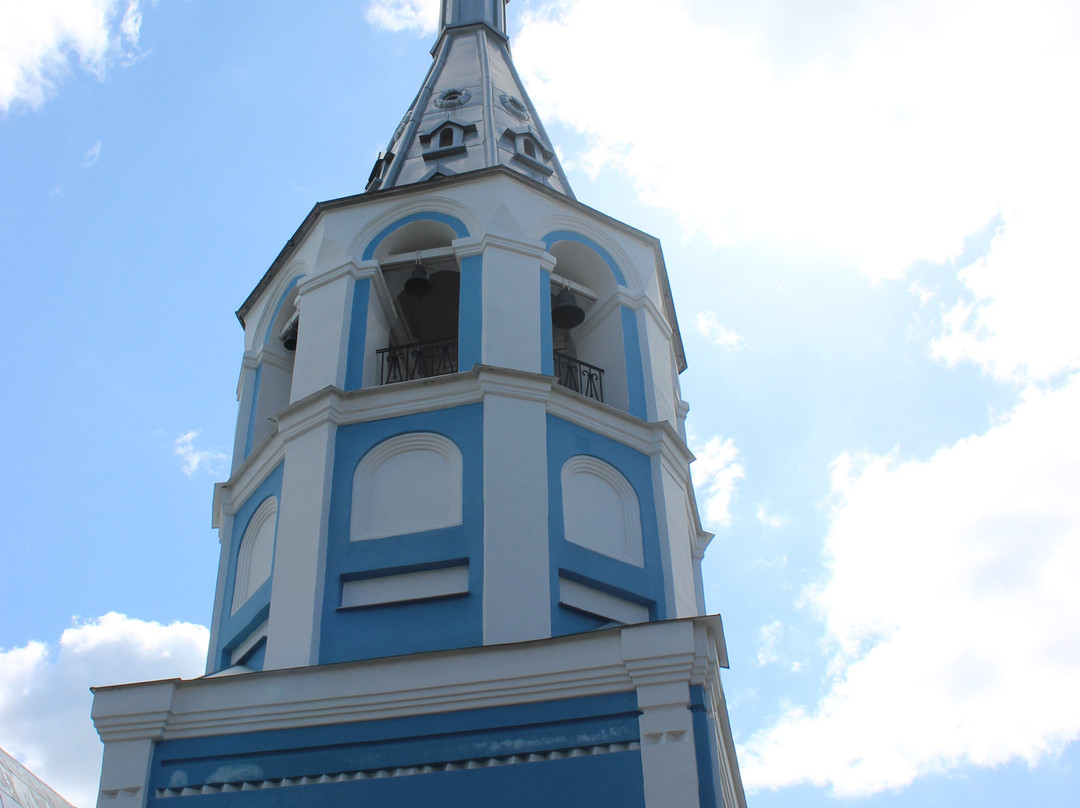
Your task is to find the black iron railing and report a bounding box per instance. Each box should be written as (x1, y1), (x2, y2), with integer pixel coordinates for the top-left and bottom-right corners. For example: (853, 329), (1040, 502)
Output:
(378, 336), (458, 385)
(553, 351), (604, 403)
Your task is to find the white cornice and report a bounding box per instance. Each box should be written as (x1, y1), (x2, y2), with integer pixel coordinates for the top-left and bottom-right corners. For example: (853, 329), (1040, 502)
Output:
(90, 617), (728, 742)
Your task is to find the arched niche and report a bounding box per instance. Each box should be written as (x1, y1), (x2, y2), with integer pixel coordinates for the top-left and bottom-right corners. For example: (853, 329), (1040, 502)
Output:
(232, 497), (278, 613)
(351, 433), (463, 540)
(561, 456), (644, 567)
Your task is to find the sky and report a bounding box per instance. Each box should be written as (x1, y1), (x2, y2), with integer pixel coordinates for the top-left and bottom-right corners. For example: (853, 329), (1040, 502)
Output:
(1, 0), (1078, 806)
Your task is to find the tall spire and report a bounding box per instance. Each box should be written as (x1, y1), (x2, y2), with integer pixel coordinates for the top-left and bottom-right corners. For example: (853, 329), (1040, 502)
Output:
(366, 0), (575, 198)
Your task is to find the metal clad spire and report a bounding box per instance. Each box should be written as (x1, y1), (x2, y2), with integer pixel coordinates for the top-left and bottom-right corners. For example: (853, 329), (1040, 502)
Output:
(368, 0), (575, 198)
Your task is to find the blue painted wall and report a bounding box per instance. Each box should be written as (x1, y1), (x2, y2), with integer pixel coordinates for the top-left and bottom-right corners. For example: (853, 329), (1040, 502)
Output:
(320, 405), (484, 664)
(212, 463), (285, 672)
(148, 692), (644, 808)
(546, 415), (668, 633)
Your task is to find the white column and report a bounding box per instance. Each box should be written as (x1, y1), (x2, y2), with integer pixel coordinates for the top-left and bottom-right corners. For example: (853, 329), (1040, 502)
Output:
(622, 621), (702, 808)
(91, 681), (175, 808)
(478, 235), (553, 373)
(481, 373), (551, 643)
(264, 411), (338, 669)
(290, 264), (356, 402)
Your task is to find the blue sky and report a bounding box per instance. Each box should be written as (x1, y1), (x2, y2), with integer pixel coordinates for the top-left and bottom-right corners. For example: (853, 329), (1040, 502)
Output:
(1, 1), (1078, 806)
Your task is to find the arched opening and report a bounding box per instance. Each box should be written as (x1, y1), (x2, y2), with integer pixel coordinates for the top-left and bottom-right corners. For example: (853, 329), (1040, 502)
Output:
(439, 127), (455, 148)
(371, 219), (462, 385)
(250, 284), (299, 448)
(546, 238), (628, 411)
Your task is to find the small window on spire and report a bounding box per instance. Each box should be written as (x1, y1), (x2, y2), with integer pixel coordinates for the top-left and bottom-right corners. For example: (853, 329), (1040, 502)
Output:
(439, 127), (455, 148)
(523, 138), (536, 159)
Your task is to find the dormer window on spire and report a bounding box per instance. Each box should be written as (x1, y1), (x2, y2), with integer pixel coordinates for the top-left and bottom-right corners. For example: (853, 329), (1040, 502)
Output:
(420, 119), (476, 161)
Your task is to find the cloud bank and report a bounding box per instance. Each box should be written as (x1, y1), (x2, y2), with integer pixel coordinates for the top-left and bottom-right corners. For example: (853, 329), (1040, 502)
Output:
(740, 376), (1080, 794)
(0, 614), (208, 808)
(514, 0), (1080, 281)
(0, 0), (144, 113)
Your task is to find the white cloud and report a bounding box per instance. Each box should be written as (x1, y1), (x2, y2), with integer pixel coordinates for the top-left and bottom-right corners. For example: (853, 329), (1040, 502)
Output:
(755, 503), (787, 529)
(691, 435), (745, 528)
(739, 375), (1080, 796)
(365, 0), (440, 35)
(515, 0), (1080, 281)
(932, 202), (1080, 384)
(173, 429), (227, 477)
(756, 619), (784, 667)
(0, 614), (209, 808)
(81, 140), (101, 167)
(694, 311), (745, 350)
(0, 0), (144, 113)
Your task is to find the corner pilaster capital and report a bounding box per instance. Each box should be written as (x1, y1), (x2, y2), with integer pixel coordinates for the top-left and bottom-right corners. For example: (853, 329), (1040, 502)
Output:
(91, 679), (179, 743)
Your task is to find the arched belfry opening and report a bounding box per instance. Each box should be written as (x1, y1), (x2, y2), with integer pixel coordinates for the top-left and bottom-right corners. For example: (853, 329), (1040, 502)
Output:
(247, 282), (300, 452)
(547, 239), (629, 412)
(372, 219), (461, 384)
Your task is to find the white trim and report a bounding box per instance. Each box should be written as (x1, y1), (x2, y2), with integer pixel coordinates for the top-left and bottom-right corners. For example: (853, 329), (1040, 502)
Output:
(340, 565), (469, 608)
(228, 620), (269, 666)
(559, 578), (649, 625)
(91, 616), (727, 742)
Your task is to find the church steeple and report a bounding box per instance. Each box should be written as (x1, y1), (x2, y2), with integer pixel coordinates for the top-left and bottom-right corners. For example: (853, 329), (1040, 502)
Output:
(366, 0), (574, 197)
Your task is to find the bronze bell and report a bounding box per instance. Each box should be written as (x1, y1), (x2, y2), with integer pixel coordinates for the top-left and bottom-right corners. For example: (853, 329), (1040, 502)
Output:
(281, 322), (298, 352)
(552, 288), (585, 328)
(404, 263), (433, 298)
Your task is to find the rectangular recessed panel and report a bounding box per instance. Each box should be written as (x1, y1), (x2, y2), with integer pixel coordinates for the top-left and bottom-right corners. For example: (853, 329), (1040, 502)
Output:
(341, 565), (469, 609)
(559, 578), (649, 625)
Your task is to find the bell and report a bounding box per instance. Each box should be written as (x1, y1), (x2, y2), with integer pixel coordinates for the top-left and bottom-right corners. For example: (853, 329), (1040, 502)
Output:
(404, 264), (432, 298)
(281, 322), (298, 352)
(551, 288), (585, 329)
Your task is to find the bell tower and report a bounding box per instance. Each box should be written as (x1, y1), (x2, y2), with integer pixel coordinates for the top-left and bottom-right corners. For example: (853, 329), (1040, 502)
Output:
(91, 3), (747, 807)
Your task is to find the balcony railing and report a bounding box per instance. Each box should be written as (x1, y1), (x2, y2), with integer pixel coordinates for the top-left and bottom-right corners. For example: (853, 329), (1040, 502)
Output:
(553, 350), (604, 403)
(378, 336), (458, 385)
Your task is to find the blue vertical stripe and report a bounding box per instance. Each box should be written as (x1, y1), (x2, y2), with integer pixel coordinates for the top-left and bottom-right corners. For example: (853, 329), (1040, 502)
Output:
(540, 269), (554, 375)
(344, 277), (371, 391)
(621, 306), (648, 420)
(458, 254), (483, 371)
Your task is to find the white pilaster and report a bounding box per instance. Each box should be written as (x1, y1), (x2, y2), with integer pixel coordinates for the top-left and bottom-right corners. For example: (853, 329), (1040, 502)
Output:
(481, 373), (551, 644)
(476, 236), (553, 373)
(91, 681), (175, 808)
(289, 264), (357, 401)
(264, 412), (338, 669)
(622, 621), (702, 808)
